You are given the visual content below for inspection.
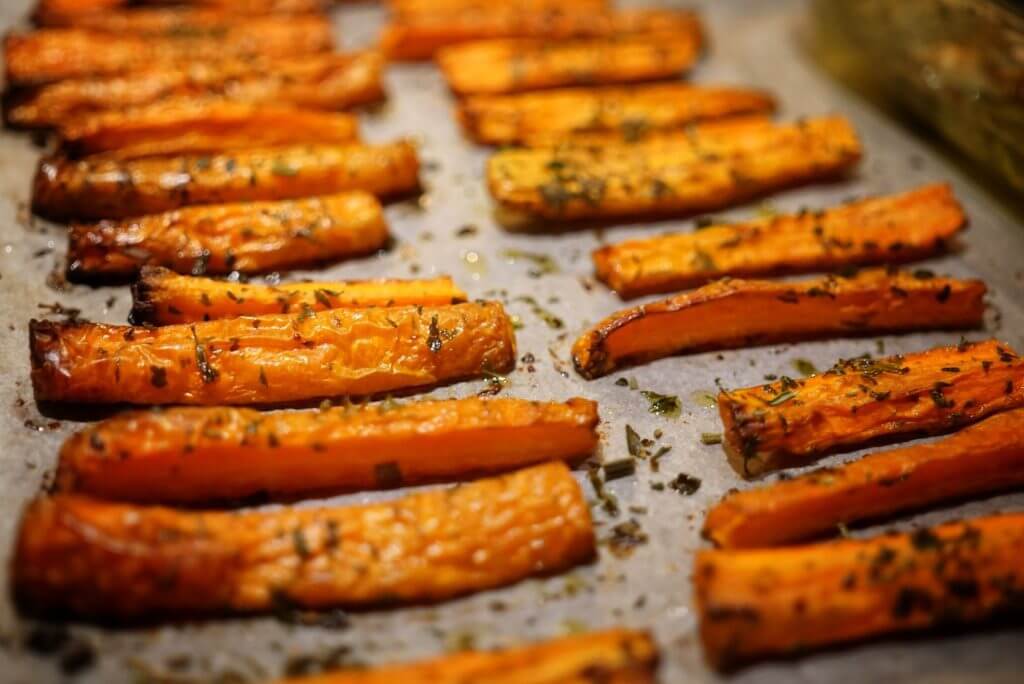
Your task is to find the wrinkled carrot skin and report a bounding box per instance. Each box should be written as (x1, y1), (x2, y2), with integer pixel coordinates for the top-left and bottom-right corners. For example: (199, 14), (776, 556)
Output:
(572, 270), (986, 379)
(33, 141), (419, 221)
(14, 462), (593, 621)
(276, 629), (657, 684)
(4, 18), (332, 85)
(59, 102), (360, 160)
(7, 52), (386, 130)
(382, 8), (701, 61)
(704, 409), (1024, 549)
(488, 116), (861, 223)
(29, 301), (517, 405)
(130, 268), (467, 325)
(461, 83), (773, 146)
(437, 32), (700, 96)
(33, 0), (322, 25)
(33, 6), (322, 33)
(594, 183), (967, 298)
(66, 192), (387, 281)
(57, 397), (599, 503)
(719, 339), (1024, 478)
(696, 513), (1024, 670)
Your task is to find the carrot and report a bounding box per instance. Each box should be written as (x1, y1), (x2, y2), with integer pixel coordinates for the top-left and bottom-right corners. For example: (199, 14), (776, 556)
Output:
(704, 408), (1024, 549)
(488, 116), (861, 223)
(7, 52), (386, 130)
(57, 397), (598, 503)
(718, 339), (1024, 477)
(695, 512), (1024, 669)
(521, 111), (775, 148)
(58, 102), (360, 160)
(129, 268), (467, 325)
(33, 6), (321, 33)
(4, 17), (333, 85)
(66, 192), (388, 281)
(274, 629), (656, 684)
(460, 82), (773, 146)
(33, 141), (419, 221)
(572, 269), (986, 379)
(593, 183), (967, 298)
(14, 462), (594, 620)
(33, 0), (321, 25)
(29, 301), (517, 405)
(389, 0), (608, 18)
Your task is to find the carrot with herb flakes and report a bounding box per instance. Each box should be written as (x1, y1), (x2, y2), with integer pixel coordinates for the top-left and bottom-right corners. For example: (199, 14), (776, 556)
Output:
(718, 339), (1024, 478)
(696, 512), (1024, 669)
(573, 269), (986, 379)
(29, 301), (517, 405)
(66, 192), (387, 282)
(32, 6), (319, 34)
(488, 116), (861, 224)
(33, 0), (322, 26)
(33, 140), (419, 221)
(58, 102), (360, 160)
(274, 629), (657, 684)
(7, 52), (386, 130)
(14, 461), (593, 621)
(460, 82), (773, 146)
(704, 409), (1024, 549)
(57, 397), (598, 503)
(130, 268), (467, 325)
(522, 111), (775, 148)
(593, 183), (966, 298)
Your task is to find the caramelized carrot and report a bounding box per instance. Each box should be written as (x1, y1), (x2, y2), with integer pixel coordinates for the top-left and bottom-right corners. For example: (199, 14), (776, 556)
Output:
(274, 629), (657, 684)
(718, 339), (1024, 477)
(66, 193), (388, 281)
(695, 512), (1024, 669)
(30, 301), (517, 405)
(14, 462), (594, 620)
(593, 183), (967, 298)
(704, 409), (1024, 549)
(33, 6), (319, 34)
(33, 141), (419, 221)
(33, 0), (321, 25)
(130, 268), (467, 325)
(521, 111), (775, 148)
(573, 270), (986, 379)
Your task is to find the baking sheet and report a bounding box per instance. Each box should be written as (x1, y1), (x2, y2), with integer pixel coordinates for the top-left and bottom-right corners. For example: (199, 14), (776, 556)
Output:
(2, 1), (1024, 682)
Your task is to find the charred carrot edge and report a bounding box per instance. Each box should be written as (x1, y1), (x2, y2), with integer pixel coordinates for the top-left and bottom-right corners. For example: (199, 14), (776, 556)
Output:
(593, 183), (967, 298)
(33, 0), (322, 25)
(718, 339), (1024, 478)
(437, 31), (701, 97)
(57, 397), (598, 503)
(460, 82), (774, 146)
(572, 269), (986, 379)
(487, 116), (861, 223)
(6, 52), (386, 130)
(30, 301), (516, 405)
(704, 408), (1024, 549)
(33, 141), (420, 221)
(4, 17), (333, 85)
(129, 268), (468, 325)
(696, 512), (1024, 670)
(58, 102), (360, 160)
(66, 192), (388, 282)
(274, 629), (657, 684)
(32, 6), (325, 33)
(14, 462), (593, 620)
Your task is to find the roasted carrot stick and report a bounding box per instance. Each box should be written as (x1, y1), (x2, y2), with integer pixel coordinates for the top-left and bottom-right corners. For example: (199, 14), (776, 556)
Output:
(7, 52), (386, 130)
(58, 102), (360, 160)
(696, 512), (1024, 669)
(488, 116), (861, 223)
(30, 301), (516, 405)
(14, 462), (593, 620)
(33, 6), (318, 34)
(33, 141), (419, 221)
(130, 268), (467, 325)
(5, 17), (333, 85)
(389, 0), (608, 18)
(33, 0), (322, 25)
(704, 409), (1024, 549)
(66, 193), (387, 281)
(593, 183), (967, 298)
(521, 111), (775, 148)
(57, 397), (598, 503)
(719, 339), (1024, 478)
(274, 629), (657, 684)
(437, 32), (701, 96)
(460, 82), (774, 146)
(573, 270), (986, 379)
